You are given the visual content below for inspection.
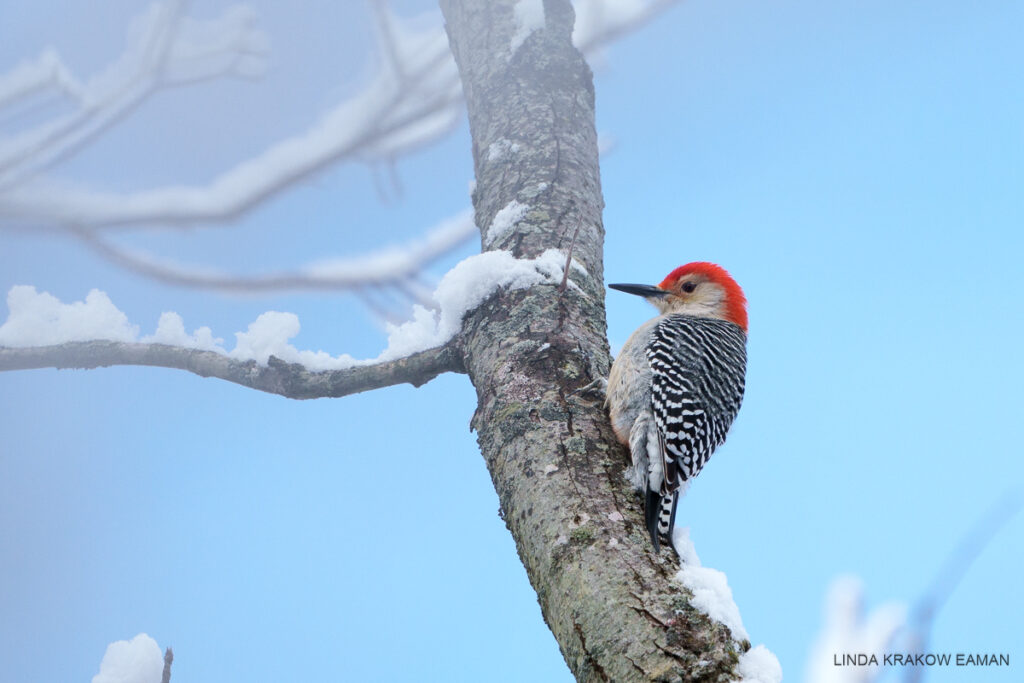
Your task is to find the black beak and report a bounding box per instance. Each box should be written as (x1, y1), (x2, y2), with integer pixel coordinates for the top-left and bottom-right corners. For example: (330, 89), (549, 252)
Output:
(608, 283), (669, 298)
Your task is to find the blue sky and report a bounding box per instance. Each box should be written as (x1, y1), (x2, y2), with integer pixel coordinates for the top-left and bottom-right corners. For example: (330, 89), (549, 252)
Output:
(1, 1), (1022, 682)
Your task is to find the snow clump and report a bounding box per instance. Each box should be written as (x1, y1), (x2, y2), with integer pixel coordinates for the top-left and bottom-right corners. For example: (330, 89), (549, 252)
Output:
(0, 248), (579, 371)
(510, 0), (545, 57)
(672, 527), (783, 683)
(92, 633), (162, 683)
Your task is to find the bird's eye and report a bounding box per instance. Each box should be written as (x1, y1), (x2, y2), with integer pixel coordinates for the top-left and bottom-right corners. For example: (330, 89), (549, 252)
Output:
(681, 281), (697, 293)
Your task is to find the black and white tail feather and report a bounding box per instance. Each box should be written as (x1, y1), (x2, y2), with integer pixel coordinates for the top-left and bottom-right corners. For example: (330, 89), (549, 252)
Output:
(630, 315), (746, 553)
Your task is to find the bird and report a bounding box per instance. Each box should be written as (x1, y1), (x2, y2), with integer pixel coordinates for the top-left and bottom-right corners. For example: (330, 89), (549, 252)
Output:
(606, 262), (747, 553)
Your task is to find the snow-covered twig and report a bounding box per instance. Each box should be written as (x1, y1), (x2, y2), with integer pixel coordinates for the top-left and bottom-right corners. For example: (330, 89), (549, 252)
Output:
(0, 50), (85, 111)
(0, 339), (463, 399)
(0, 0), (677, 324)
(0, 245), (581, 394)
(0, 0), (677, 233)
(0, 248), (579, 375)
(0, 2), (459, 230)
(0, 1), (268, 191)
(0, 71), (462, 229)
(69, 208), (476, 295)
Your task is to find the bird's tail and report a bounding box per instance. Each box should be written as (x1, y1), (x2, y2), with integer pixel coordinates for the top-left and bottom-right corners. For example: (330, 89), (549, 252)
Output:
(644, 489), (679, 554)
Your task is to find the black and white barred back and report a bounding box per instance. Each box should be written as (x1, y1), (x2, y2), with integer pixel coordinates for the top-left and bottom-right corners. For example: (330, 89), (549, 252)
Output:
(645, 314), (747, 550)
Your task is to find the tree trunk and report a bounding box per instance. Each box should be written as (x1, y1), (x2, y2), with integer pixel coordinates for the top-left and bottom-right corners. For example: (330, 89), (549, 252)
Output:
(440, 1), (747, 681)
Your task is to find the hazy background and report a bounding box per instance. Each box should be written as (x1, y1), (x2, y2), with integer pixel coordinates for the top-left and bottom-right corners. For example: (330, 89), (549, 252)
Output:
(1, 1), (1022, 681)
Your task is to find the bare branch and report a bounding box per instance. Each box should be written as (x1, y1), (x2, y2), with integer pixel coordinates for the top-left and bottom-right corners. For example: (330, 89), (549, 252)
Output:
(903, 491), (1023, 683)
(0, 339), (464, 399)
(917, 490), (1023, 619)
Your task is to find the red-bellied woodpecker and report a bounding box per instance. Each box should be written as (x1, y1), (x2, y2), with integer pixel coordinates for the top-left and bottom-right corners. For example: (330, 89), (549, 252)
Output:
(606, 262), (747, 553)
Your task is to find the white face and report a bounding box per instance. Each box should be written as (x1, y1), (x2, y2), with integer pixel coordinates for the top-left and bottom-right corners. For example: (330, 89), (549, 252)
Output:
(650, 277), (729, 319)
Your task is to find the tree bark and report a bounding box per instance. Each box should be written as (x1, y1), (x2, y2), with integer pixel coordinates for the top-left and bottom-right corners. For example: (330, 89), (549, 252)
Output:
(440, 2), (746, 681)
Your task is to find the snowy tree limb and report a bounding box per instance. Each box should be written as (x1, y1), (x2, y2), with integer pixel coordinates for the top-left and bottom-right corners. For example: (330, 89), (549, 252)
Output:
(0, 340), (463, 399)
(0, 1), (459, 230)
(441, 1), (750, 680)
(67, 208), (475, 298)
(0, 0), (682, 327)
(0, 1), (268, 192)
(0, 0), (677, 233)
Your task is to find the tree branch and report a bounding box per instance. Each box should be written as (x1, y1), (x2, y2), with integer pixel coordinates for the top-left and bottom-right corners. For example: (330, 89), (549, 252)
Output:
(0, 1), (267, 191)
(903, 491), (1023, 683)
(0, 1), (678, 233)
(67, 208), (475, 298)
(0, 340), (464, 399)
(161, 647), (173, 683)
(0, 7), (461, 231)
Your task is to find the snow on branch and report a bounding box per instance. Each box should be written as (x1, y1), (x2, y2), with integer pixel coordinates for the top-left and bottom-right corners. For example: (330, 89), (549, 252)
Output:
(0, 0), (676, 325)
(0, 49), (84, 110)
(0, 0), (678, 232)
(0, 249), (585, 395)
(0, 2), (269, 192)
(0, 339), (462, 400)
(671, 527), (783, 683)
(92, 634), (164, 683)
(0, 2), (459, 230)
(510, 0), (547, 59)
(0, 285), (463, 398)
(71, 208), (476, 297)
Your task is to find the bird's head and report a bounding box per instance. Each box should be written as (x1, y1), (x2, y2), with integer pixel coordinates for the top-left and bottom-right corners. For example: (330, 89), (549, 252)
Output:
(609, 261), (748, 331)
